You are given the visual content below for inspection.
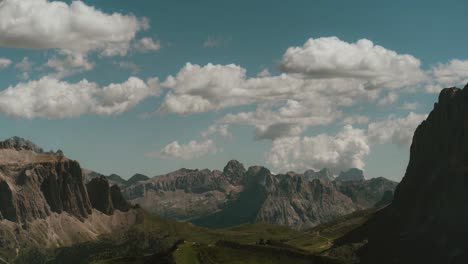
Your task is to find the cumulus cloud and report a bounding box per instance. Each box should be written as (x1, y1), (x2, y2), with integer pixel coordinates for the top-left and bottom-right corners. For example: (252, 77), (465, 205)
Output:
(0, 58), (12, 69)
(367, 112), (427, 146)
(281, 37), (427, 89)
(0, 0), (147, 56)
(45, 53), (94, 78)
(148, 139), (218, 160)
(134, 37), (161, 52)
(0, 76), (160, 119)
(201, 124), (231, 139)
(114, 61), (139, 73)
(426, 59), (468, 93)
(158, 37), (429, 140)
(266, 125), (370, 174)
(377, 92), (398, 106)
(159, 63), (383, 140)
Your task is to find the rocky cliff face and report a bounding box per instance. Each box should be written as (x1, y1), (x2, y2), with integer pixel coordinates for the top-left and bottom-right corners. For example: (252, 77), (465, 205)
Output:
(338, 85), (468, 264)
(0, 145), (91, 223)
(86, 176), (131, 215)
(0, 137), (136, 260)
(123, 160), (397, 230)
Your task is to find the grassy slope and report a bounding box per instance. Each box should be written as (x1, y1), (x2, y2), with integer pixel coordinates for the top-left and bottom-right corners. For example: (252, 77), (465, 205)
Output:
(33, 208), (375, 264)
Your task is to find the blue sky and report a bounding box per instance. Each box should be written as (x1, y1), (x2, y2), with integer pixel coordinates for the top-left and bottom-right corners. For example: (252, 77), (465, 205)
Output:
(0, 0), (467, 180)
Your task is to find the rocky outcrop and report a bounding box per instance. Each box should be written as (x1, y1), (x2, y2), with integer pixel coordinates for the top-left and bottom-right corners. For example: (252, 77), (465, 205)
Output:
(0, 136), (44, 153)
(304, 168), (334, 181)
(110, 185), (131, 212)
(86, 177), (114, 215)
(0, 137), (136, 260)
(338, 85), (468, 264)
(86, 177), (132, 215)
(0, 150), (92, 223)
(335, 168), (365, 182)
(223, 160), (247, 185)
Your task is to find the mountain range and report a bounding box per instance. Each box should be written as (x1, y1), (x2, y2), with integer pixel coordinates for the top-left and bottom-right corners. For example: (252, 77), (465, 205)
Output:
(85, 160), (397, 230)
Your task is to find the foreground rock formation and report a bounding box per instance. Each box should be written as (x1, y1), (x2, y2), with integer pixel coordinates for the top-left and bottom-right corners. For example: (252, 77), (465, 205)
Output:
(0, 138), (136, 261)
(123, 160), (397, 229)
(338, 85), (468, 264)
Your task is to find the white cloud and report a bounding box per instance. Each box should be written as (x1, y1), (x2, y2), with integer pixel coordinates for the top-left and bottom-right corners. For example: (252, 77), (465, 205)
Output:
(159, 63), (376, 115)
(367, 112), (427, 146)
(45, 53), (94, 78)
(425, 84), (443, 94)
(114, 61), (139, 73)
(148, 139), (218, 160)
(0, 58), (12, 69)
(0, 0), (147, 56)
(266, 125), (370, 174)
(158, 36), (428, 140)
(426, 59), (468, 93)
(281, 37), (427, 89)
(202, 36), (229, 48)
(94, 77), (161, 115)
(257, 68), (271, 77)
(0, 76), (160, 119)
(134, 37), (161, 52)
(377, 92), (398, 106)
(201, 124), (231, 139)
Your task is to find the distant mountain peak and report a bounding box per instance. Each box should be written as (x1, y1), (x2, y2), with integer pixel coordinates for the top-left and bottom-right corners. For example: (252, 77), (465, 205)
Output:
(127, 173), (150, 185)
(336, 168), (365, 182)
(223, 159), (246, 185)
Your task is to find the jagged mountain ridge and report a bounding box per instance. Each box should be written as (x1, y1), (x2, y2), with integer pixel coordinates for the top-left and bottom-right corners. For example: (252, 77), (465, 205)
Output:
(123, 160), (397, 229)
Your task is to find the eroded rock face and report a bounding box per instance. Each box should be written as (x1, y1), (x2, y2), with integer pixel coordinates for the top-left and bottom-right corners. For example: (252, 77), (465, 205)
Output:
(110, 185), (131, 212)
(335, 168), (365, 182)
(0, 137), (136, 259)
(223, 160), (247, 185)
(86, 177), (114, 215)
(0, 156), (92, 223)
(343, 86), (468, 264)
(0, 136), (44, 153)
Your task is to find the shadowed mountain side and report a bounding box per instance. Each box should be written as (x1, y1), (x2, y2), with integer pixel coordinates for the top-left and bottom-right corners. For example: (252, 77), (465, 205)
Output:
(334, 85), (468, 264)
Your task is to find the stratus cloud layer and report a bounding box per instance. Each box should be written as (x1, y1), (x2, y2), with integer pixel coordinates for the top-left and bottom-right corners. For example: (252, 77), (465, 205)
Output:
(0, 77), (160, 118)
(0, 0), (147, 56)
